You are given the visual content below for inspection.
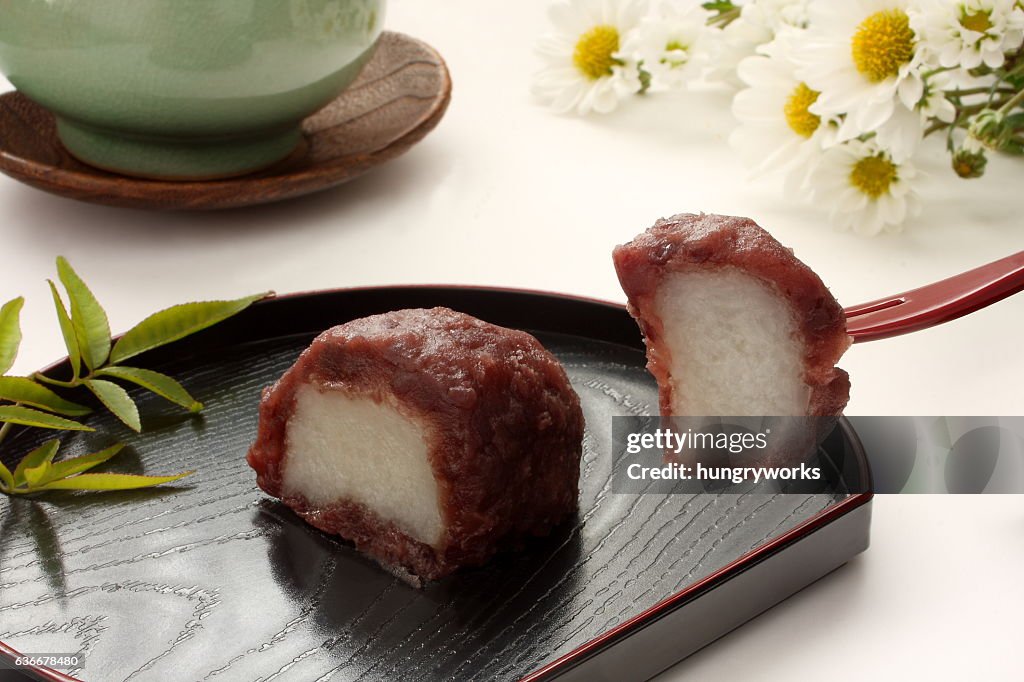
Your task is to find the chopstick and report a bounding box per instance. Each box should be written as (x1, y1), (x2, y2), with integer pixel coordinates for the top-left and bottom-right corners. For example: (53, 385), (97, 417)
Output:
(845, 250), (1024, 343)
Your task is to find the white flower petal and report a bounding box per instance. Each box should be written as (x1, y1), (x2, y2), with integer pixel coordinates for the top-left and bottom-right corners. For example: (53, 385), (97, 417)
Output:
(983, 49), (1006, 68)
(898, 74), (924, 108)
(536, 36), (576, 59)
(552, 81), (587, 113)
(591, 89), (621, 113)
(854, 96), (896, 133)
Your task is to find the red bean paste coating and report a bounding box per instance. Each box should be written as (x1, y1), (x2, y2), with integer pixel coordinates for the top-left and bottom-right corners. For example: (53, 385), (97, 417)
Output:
(247, 307), (584, 582)
(612, 213), (851, 417)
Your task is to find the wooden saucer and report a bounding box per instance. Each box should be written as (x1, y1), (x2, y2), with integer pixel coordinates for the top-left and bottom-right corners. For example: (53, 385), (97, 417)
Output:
(0, 32), (451, 210)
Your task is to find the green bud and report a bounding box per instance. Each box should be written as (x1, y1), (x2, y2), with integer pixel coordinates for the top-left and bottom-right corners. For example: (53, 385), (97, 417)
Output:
(967, 109), (1020, 153)
(952, 147), (988, 179)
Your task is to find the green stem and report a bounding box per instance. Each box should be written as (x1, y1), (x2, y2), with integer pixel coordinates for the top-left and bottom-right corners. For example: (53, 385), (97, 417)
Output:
(954, 97), (1015, 117)
(948, 86), (1016, 98)
(706, 7), (741, 28)
(923, 66), (957, 79)
(33, 373), (80, 389)
(947, 108), (968, 153)
(998, 88), (1024, 114)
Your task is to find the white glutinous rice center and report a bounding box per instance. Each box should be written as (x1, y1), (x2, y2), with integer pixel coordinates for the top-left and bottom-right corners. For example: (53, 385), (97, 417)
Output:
(282, 384), (444, 548)
(656, 269), (810, 415)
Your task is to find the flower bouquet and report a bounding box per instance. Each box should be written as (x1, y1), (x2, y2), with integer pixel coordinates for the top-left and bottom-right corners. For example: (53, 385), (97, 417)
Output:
(533, 0), (1024, 235)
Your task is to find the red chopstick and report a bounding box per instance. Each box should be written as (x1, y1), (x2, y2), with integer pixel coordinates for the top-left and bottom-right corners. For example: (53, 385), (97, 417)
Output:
(845, 250), (1024, 343)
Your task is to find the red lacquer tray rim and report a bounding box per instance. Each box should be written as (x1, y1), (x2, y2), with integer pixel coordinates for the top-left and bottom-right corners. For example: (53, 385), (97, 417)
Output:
(0, 284), (873, 682)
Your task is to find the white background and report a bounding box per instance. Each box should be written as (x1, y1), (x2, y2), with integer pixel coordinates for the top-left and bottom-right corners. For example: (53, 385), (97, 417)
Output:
(1, 1), (1023, 680)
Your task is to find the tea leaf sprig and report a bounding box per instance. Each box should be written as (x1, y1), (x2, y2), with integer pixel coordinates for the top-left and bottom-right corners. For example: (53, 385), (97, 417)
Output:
(0, 257), (268, 496)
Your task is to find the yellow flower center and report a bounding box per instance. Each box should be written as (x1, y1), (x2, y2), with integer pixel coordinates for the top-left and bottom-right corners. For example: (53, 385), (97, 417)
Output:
(960, 8), (994, 33)
(573, 25), (620, 80)
(850, 155), (898, 199)
(851, 9), (916, 82)
(784, 83), (822, 138)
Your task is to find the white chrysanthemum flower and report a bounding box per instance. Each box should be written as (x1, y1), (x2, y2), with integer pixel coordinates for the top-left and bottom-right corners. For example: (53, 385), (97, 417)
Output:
(707, 0), (811, 86)
(813, 139), (922, 235)
(729, 36), (835, 195)
(795, 0), (926, 145)
(623, 1), (711, 90)
(533, 0), (648, 115)
(911, 0), (1024, 70)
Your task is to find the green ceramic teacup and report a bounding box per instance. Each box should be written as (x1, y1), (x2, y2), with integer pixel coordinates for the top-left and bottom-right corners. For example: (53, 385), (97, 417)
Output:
(0, 0), (384, 180)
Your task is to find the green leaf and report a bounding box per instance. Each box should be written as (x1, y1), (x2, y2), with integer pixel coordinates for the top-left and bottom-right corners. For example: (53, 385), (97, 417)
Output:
(48, 281), (81, 379)
(35, 471), (193, 491)
(0, 297), (25, 375)
(0, 405), (93, 431)
(85, 379), (141, 432)
(0, 376), (91, 416)
(96, 367), (203, 413)
(109, 293), (269, 365)
(41, 443), (124, 484)
(0, 461), (14, 490)
(13, 439), (60, 486)
(56, 257), (111, 371)
(24, 462), (52, 487)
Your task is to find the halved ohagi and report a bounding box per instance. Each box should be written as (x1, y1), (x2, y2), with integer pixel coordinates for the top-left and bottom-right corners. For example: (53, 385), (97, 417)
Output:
(613, 213), (851, 417)
(246, 307), (584, 581)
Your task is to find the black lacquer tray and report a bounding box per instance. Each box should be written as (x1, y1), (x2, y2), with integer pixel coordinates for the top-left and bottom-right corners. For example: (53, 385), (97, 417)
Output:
(0, 287), (872, 682)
